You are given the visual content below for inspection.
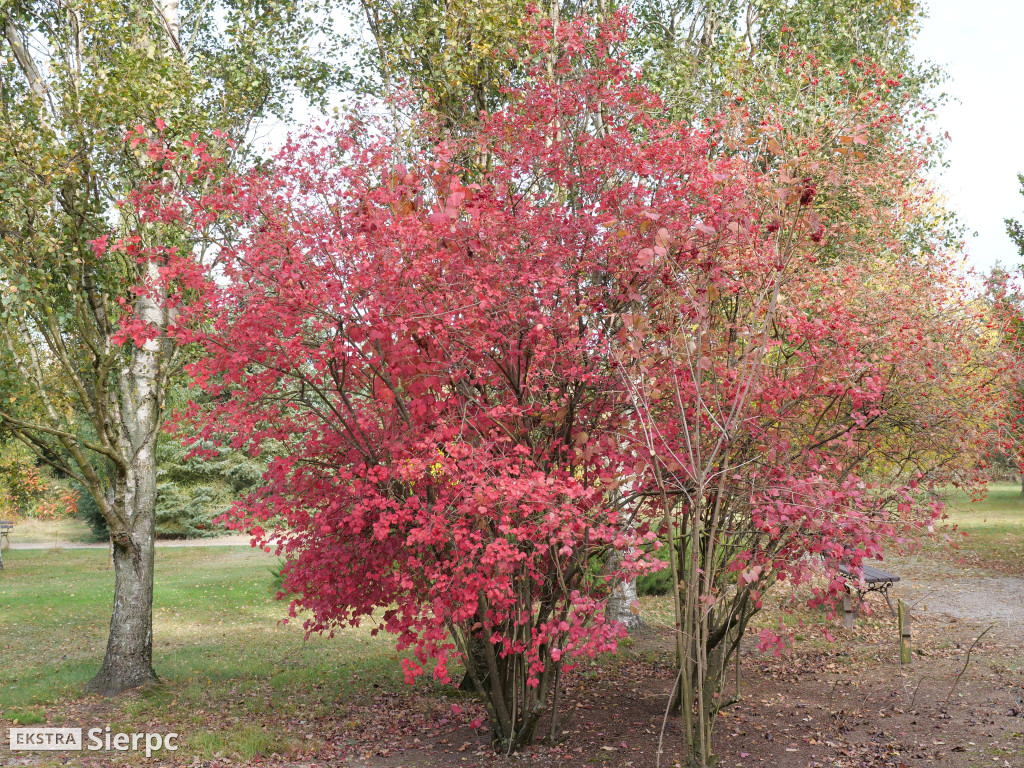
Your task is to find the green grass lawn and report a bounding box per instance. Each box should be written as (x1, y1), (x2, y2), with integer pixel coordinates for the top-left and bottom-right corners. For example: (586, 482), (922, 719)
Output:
(3, 516), (103, 545)
(942, 482), (1024, 573)
(0, 545), (410, 761)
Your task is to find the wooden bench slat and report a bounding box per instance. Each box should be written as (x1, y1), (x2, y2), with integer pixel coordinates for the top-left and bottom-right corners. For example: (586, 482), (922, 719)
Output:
(838, 562), (900, 584)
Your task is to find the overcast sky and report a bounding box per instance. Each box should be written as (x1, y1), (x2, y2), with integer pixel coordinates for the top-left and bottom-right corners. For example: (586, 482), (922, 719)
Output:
(914, 1), (1024, 274)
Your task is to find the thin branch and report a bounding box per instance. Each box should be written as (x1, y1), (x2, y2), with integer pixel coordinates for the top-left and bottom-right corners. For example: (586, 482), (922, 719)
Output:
(944, 625), (994, 702)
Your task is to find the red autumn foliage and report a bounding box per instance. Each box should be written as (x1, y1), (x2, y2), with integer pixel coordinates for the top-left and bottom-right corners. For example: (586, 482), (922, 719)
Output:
(158, 15), (684, 751)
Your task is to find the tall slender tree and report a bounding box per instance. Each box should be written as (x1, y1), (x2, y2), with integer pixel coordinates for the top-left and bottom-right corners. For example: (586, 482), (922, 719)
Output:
(0, 0), (340, 695)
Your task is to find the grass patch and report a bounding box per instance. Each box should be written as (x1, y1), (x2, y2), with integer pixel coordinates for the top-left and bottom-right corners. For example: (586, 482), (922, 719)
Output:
(189, 724), (295, 761)
(4, 707), (47, 725)
(942, 482), (1024, 573)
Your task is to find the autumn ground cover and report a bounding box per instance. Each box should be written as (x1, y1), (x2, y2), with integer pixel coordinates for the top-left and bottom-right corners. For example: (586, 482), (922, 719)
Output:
(2, 497), (1024, 768)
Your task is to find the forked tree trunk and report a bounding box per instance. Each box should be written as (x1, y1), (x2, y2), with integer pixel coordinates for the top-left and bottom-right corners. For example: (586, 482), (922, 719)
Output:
(3, 0), (178, 699)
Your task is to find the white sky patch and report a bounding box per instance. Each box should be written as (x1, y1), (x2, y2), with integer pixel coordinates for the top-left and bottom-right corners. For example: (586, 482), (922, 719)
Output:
(915, 0), (1024, 274)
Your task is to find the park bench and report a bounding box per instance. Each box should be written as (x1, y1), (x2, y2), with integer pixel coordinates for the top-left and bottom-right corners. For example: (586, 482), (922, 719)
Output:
(838, 562), (900, 626)
(837, 562), (913, 662)
(0, 520), (11, 570)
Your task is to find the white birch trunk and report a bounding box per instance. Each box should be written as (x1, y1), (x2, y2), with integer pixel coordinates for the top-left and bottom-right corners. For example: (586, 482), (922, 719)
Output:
(86, 261), (165, 694)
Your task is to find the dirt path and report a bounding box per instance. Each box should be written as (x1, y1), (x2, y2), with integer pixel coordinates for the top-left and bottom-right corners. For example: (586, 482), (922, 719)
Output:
(888, 555), (1024, 642)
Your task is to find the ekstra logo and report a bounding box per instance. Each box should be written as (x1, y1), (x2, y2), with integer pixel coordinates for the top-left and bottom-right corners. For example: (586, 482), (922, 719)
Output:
(8, 728), (82, 751)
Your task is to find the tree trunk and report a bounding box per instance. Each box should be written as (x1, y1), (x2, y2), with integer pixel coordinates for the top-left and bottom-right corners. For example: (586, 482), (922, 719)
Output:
(86, 518), (157, 695)
(86, 437), (159, 695)
(87, 258), (164, 695)
(602, 527), (643, 632)
(459, 629), (491, 691)
(605, 574), (642, 631)
(83, 0), (178, 693)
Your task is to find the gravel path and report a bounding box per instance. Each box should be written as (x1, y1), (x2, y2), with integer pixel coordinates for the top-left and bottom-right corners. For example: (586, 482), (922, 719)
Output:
(889, 555), (1024, 641)
(899, 574), (1024, 633)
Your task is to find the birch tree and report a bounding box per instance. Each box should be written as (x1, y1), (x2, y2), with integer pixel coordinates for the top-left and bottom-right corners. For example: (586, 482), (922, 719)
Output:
(0, 0), (339, 695)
